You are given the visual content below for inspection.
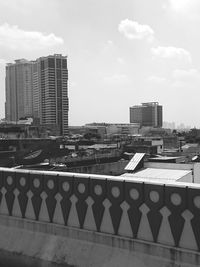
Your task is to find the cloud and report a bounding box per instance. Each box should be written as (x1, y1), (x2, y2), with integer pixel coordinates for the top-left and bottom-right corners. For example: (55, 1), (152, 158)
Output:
(118, 19), (154, 42)
(101, 40), (115, 54)
(107, 40), (113, 46)
(0, 59), (7, 65)
(147, 69), (200, 88)
(167, 0), (200, 19)
(168, 0), (192, 11)
(0, 0), (58, 15)
(103, 74), (130, 85)
(151, 46), (192, 63)
(172, 68), (200, 87)
(0, 23), (64, 51)
(168, 0), (198, 11)
(173, 68), (200, 80)
(117, 57), (125, 64)
(148, 75), (166, 83)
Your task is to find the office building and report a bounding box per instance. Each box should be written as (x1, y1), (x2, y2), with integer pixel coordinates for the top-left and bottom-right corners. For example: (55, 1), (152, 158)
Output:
(130, 102), (162, 127)
(5, 59), (33, 122)
(5, 54), (69, 136)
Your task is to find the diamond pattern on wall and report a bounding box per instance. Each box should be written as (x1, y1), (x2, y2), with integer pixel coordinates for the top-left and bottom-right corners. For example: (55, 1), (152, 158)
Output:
(0, 168), (198, 253)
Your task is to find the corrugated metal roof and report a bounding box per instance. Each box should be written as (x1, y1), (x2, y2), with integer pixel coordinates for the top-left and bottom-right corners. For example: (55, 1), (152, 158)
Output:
(122, 168), (192, 181)
(124, 153), (145, 171)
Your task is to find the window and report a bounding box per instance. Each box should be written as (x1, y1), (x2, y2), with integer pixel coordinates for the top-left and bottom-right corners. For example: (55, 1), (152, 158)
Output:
(48, 58), (55, 68)
(41, 60), (45, 70)
(56, 70), (61, 79)
(62, 59), (67, 69)
(56, 59), (61, 69)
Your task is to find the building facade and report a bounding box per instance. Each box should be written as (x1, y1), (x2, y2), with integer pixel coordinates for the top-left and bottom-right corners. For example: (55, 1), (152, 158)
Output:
(32, 54), (69, 135)
(130, 102), (162, 128)
(5, 55), (69, 136)
(5, 59), (33, 122)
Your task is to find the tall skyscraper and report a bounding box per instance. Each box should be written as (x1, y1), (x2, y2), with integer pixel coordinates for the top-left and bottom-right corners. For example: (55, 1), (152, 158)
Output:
(5, 59), (33, 122)
(32, 54), (69, 135)
(5, 54), (69, 136)
(130, 102), (163, 127)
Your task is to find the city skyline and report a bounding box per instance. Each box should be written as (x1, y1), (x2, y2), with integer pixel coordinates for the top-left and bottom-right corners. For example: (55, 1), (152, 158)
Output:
(0, 0), (200, 126)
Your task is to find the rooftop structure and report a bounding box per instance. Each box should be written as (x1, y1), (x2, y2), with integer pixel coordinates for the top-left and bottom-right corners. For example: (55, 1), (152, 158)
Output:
(124, 153), (200, 183)
(124, 153), (145, 172)
(122, 168), (193, 183)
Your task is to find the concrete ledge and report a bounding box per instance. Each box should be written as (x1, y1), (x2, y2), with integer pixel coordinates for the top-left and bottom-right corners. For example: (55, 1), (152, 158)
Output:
(0, 249), (69, 267)
(0, 215), (200, 267)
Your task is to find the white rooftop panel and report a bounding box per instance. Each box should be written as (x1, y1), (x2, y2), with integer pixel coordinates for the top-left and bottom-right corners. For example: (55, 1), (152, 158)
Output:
(124, 153), (145, 171)
(122, 168), (192, 181)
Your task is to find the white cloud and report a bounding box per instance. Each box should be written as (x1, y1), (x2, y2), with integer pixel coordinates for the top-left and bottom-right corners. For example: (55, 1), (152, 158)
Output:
(168, 0), (198, 11)
(151, 46), (192, 63)
(0, 23), (64, 51)
(148, 69), (200, 88)
(0, 59), (7, 65)
(173, 68), (200, 80)
(107, 40), (113, 46)
(168, 0), (192, 11)
(0, 0), (58, 15)
(172, 68), (200, 87)
(101, 40), (115, 54)
(117, 57), (125, 64)
(167, 0), (200, 19)
(118, 19), (154, 42)
(103, 74), (130, 85)
(148, 75), (166, 83)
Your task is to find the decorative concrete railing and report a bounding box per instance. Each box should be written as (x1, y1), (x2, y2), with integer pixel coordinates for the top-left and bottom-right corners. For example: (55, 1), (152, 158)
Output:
(0, 167), (200, 252)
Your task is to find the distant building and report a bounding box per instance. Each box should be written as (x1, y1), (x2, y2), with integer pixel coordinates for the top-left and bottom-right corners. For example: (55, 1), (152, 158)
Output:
(5, 54), (69, 136)
(163, 121), (176, 130)
(5, 59), (34, 122)
(85, 123), (140, 138)
(130, 102), (163, 128)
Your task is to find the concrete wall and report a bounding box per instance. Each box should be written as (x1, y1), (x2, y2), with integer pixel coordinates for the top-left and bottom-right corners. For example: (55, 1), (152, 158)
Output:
(144, 162), (194, 170)
(0, 167), (200, 266)
(194, 163), (200, 183)
(0, 215), (199, 267)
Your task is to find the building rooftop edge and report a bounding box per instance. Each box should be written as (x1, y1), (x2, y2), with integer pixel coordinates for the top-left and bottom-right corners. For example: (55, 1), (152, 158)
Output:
(6, 54), (67, 66)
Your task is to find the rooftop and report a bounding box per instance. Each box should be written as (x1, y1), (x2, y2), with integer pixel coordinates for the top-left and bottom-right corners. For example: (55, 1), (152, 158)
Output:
(122, 168), (192, 183)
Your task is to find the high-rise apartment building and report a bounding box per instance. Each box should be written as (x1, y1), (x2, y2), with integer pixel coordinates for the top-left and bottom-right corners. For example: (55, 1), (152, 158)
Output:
(130, 102), (163, 127)
(5, 59), (33, 122)
(5, 54), (69, 136)
(32, 54), (69, 135)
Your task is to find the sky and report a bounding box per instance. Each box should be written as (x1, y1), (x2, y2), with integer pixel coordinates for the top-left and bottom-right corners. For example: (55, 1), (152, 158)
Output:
(0, 0), (200, 127)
